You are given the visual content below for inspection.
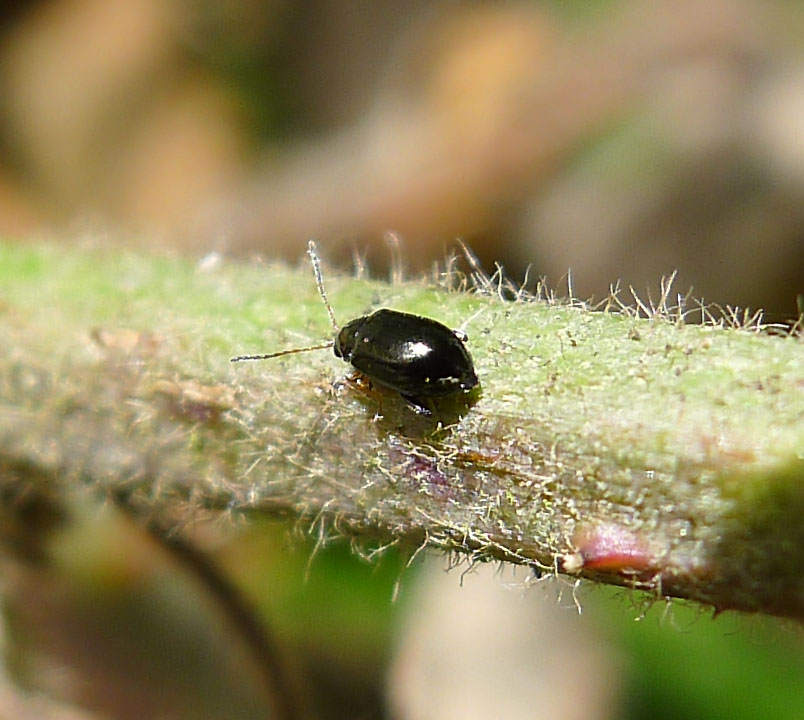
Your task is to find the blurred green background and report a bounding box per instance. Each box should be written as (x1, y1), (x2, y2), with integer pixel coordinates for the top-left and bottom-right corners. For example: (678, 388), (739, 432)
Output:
(6, 504), (802, 719)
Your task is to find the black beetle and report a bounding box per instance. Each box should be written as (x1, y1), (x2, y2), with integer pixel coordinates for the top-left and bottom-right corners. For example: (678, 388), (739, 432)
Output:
(231, 241), (479, 414)
(335, 308), (478, 412)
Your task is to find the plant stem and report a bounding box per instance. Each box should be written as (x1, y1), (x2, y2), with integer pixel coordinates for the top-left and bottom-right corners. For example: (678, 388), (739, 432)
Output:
(1, 241), (803, 620)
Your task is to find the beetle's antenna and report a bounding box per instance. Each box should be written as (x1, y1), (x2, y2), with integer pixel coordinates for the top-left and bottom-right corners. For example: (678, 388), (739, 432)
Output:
(231, 341), (334, 363)
(308, 240), (339, 331)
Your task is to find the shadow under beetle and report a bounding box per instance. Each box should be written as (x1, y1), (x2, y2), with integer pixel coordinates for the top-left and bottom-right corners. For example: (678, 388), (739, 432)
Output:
(231, 241), (479, 414)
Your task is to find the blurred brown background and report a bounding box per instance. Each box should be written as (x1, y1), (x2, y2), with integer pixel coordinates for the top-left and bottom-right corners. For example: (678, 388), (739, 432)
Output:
(1, 0), (803, 316)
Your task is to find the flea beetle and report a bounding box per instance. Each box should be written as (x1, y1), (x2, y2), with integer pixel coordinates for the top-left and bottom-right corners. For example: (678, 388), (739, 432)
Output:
(231, 241), (479, 414)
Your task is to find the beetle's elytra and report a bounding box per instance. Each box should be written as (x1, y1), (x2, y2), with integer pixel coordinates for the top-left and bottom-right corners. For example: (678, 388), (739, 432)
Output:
(231, 241), (479, 414)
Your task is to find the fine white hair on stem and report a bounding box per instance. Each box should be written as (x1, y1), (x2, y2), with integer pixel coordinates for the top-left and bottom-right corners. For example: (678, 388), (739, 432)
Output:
(384, 231), (404, 285)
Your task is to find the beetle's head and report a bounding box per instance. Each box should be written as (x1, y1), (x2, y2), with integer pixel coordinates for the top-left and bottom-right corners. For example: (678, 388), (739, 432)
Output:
(334, 316), (365, 361)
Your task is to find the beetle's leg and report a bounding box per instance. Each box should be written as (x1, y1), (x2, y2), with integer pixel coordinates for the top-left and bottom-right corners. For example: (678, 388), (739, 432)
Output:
(400, 394), (434, 416)
(342, 372), (385, 419)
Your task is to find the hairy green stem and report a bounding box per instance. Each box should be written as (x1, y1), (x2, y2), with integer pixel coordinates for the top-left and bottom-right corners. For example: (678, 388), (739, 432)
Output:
(1, 241), (803, 620)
